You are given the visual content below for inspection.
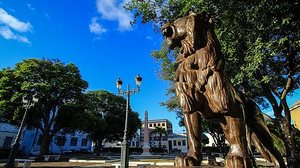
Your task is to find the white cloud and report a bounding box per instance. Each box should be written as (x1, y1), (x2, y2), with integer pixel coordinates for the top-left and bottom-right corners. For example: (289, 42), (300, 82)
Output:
(89, 17), (107, 36)
(0, 26), (30, 43)
(0, 8), (32, 32)
(96, 0), (132, 31)
(146, 36), (153, 40)
(44, 12), (50, 20)
(27, 3), (35, 11)
(0, 8), (32, 43)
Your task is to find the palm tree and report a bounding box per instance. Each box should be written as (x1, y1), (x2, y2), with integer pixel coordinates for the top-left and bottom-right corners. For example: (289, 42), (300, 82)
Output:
(150, 126), (168, 148)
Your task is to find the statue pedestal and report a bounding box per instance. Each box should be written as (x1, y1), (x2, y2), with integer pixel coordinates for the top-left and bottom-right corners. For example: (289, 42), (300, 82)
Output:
(141, 143), (151, 156)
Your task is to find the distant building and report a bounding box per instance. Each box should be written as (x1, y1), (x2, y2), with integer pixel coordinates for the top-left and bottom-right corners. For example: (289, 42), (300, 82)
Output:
(140, 119), (172, 150)
(147, 119), (173, 135)
(139, 119), (189, 153)
(0, 120), (93, 155)
(0, 121), (18, 150)
(291, 101), (300, 130)
(102, 132), (140, 148)
(167, 133), (188, 153)
(137, 118), (215, 153)
(27, 130), (93, 155)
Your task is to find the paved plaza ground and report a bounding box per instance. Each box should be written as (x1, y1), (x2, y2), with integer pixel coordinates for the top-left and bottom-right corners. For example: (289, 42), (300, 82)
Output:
(0, 154), (276, 168)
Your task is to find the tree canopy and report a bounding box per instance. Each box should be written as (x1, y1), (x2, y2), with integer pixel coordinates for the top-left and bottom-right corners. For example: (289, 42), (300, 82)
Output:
(0, 58), (88, 155)
(82, 90), (142, 155)
(150, 126), (168, 148)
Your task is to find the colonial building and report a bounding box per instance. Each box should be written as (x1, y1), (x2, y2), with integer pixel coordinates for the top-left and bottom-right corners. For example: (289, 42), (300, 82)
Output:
(139, 119), (188, 153)
(140, 119), (172, 149)
(167, 133), (188, 153)
(0, 121), (18, 150)
(291, 101), (300, 130)
(27, 130), (93, 155)
(0, 120), (93, 155)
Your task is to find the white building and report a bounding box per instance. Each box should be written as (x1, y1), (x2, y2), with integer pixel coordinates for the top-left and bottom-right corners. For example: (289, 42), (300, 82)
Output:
(139, 119), (190, 153)
(0, 121), (18, 150)
(167, 133), (188, 153)
(0, 120), (93, 155)
(102, 132), (140, 148)
(140, 119), (171, 150)
(26, 130), (92, 155)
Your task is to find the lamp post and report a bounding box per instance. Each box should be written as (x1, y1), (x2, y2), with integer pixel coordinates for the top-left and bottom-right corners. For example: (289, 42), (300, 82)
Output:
(116, 74), (142, 168)
(5, 93), (38, 168)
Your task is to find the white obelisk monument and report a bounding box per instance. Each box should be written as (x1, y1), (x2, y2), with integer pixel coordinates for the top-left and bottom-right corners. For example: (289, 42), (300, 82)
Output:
(141, 111), (151, 156)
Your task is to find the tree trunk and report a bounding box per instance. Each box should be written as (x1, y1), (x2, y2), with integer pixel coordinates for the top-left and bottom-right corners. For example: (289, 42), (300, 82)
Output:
(262, 77), (299, 167)
(279, 117), (299, 167)
(39, 126), (52, 156)
(94, 140), (102, 156)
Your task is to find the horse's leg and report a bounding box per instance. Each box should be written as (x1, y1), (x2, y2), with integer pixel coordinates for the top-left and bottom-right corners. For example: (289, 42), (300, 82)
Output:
(185, 112), (203, 165)
(244, 99), (286, 168)
(175, 112), (202, 167)
(248, 117), (286, 168)
(220, 115), (252, 168)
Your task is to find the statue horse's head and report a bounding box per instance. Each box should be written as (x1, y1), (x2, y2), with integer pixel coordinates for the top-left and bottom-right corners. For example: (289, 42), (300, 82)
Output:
(162, 12), (213, 62)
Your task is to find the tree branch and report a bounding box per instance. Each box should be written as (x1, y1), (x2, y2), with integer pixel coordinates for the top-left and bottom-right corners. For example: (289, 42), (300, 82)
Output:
(49, 106), (57, 127)
(254, 70), (282, 118)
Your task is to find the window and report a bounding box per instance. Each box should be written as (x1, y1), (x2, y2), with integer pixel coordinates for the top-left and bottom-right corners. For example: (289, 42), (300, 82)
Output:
(154, 123), (156, 127)
(149, 124), (152, 127)
(81, 138), (87, 146)
(55, 136), (66, 146)
(70, 137), (78, 146)
(173, 140), (176, 146)
(158, 123), (160, 126)
(3, 137), (13, 149)
(182, 140), (186, 146)
(162, 123), (165, 126)
(132, 141), (135, 147)
(178, 141), (182, 146)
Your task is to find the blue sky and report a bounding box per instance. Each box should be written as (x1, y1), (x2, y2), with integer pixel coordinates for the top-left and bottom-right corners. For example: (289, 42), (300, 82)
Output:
(0, 0), (185, 133)
(0, 0), (299, 133)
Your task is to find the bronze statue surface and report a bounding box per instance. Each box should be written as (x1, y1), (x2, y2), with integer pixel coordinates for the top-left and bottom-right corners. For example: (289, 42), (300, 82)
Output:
(162, 12), (285, 168)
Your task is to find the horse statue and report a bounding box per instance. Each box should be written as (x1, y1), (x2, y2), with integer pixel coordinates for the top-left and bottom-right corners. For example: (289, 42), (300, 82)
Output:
(162, 12), (285, 168)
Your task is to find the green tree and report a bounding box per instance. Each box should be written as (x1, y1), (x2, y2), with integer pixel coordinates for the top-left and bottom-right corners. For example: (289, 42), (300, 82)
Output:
(126, 0), (300, 166)
(202, 119), (225, 153)
(82, 90), (142, 155)
(150, 126), (168, 149)
(0, 58), (88, 156)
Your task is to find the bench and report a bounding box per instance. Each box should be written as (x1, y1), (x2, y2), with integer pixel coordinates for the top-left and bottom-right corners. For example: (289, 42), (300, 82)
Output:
(43, 155), (61, 161)
(15, 159), (34, 168)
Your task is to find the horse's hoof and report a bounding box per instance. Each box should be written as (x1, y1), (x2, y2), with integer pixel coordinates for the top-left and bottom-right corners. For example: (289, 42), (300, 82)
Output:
(175, 155), (200, 167)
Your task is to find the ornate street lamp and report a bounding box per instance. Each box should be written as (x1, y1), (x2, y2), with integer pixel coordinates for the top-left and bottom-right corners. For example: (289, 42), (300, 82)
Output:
(116, 74), (142, 168)
(5, 93), (39, 168)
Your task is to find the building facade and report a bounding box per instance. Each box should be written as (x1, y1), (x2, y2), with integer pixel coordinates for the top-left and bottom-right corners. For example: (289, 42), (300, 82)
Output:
(140, 119), (171, 149)
(27, 130), (93, 155)
(0, 121), (18, 150)
(0, 121), (93, 155)
(291, 101), (300, 130)
(139, 119), (189, 153)
(167, 133), (188, 153)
